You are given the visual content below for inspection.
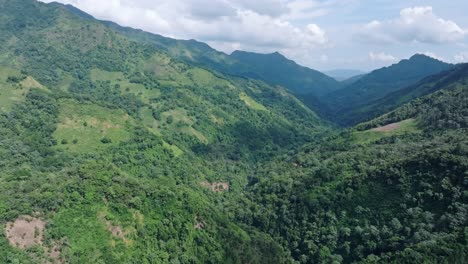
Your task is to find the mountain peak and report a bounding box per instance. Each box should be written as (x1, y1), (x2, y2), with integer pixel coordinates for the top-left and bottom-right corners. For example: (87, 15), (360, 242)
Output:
(408, 53), (443, 62)
(231, 50), (286, 59)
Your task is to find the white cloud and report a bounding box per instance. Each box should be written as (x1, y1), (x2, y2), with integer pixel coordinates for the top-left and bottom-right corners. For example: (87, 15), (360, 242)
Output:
(39, 0), (329, 64)
(357, 6), (466, 44)
(421, 52), (445, 61)
(454, 52), (468, 62)
(235, 0), (289, 17)
(320, 54), (329, 62)
(369, 52), (397, 62)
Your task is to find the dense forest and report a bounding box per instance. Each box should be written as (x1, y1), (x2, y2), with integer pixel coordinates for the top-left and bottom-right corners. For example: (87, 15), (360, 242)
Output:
(0, 0), (467, 263)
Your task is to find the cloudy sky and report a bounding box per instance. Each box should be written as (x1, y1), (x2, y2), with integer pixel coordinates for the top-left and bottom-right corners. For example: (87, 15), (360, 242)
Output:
(39, 0), (468, 71)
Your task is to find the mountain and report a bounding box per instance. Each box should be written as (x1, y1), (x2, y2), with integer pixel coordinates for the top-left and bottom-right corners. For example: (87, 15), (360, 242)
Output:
(245, 74), (468, 262)
(1, 1), (467, 263)
(325, 69), (367, 81)
(323, 54), (454, 125)
(58, 5), (342, 98)
(0, 0), (324, 262)
(340, 73), (367, 86)
(343, 63), (468, 125)
(228, 51), (342, 96)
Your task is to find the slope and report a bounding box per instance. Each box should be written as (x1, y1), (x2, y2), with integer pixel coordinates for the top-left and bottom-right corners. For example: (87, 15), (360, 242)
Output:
(0, 0), (325, 262)
(58, 4), (342, 98)
(228, 51), (342, 96)
(339, 63), (468, 126)
(238, 79), (468, 263)
(323, 54), (454, 125)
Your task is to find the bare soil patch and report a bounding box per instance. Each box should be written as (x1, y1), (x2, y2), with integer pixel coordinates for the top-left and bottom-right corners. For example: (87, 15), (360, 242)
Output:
(200, 181), (230, 192)
(98, 212), (132, 246)
(194, 216), (206, 230)
(371, 122), (401, 132)
(5, 215), (46, 249)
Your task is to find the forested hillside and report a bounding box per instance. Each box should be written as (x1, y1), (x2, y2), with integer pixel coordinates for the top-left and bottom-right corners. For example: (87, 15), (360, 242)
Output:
(240, 83), (468, 263)
(59, 5), (342, 98)
(0, 0), (323, 262)
(0, 0), (467, 263)
(322, 54), (454, 125)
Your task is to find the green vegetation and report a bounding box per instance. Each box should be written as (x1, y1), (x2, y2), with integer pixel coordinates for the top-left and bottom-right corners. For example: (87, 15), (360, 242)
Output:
(53, 100), (133, 153)
(322, 54), (454, 126)
(239, 92), (268, 111)
(352, 119), (419, 144)
(0, 0), (466, 263)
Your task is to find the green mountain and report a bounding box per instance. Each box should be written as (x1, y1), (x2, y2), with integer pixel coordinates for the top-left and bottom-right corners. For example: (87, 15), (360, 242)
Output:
(0, 1), (467, 263)
(0, 0), (324, 262)
(244, 73), (468, 263)
(58, 6), (342, 98)
(323, 54), (454, 125)
(335, 63), (468, 126)
(228, 51), (342, 96)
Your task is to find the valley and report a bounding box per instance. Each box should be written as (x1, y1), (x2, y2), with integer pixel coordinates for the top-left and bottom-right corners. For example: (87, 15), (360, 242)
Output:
(0, 0), (466, 263)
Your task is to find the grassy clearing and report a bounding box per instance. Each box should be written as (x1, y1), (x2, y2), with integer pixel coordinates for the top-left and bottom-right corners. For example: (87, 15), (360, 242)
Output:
(352, 119), (419, 144)
(162, 140), (184, 157)
(0, 67), (48, 112)
(139, 107), (184, 156)
(239, 92), (268, 111)
(90, 69), (160, 104)
(53, 99), (133, 153)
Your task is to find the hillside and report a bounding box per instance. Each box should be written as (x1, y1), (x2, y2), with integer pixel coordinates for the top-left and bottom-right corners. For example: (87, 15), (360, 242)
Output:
(323, 54), (454, 125)
(0, 0), (467, 263)
(228, 51), (342, 96)
(336, 63), (468, 125)
(0, 0), (324, 262)
(57, 4), (342, 98)
(241, 80), (468, 263)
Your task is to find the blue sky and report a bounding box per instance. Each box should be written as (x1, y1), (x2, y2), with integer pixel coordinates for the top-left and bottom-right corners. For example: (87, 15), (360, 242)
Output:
(40, 0), (468, 71)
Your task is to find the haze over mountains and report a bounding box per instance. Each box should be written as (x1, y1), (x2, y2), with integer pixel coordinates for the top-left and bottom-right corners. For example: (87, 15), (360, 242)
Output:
(0, 0), (467, 263)
(324, 69), (367, 81)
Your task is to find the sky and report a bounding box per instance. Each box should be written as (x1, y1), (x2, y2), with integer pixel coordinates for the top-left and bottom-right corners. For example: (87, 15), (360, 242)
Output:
(39, 0), (468, 71)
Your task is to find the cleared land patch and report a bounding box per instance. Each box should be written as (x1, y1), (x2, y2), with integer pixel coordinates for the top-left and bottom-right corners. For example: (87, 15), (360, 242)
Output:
(353, 119), (419, 144)
(240, 92), (268, 111)
(0, 67), (48, 112)
(53, 99), (133, 153)
(5, 215), (45, 249)
(200, 182), (230, 192)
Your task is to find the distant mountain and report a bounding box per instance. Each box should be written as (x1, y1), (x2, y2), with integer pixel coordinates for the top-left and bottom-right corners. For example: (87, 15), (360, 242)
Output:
(59, 6), (341, 98)
(323, 54), (454, 125)
(340, 73), (366, 86)
(348, 63), (468, 126)
(325, 69), (367, 81)
(229, 51), (342, 96)
(245, 67), (468, 263)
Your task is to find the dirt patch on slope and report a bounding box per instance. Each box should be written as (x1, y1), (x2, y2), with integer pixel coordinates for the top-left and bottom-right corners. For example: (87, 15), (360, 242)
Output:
(370, 119), (415, 132)
(5, 215), (45, 249)
(98, 212), (132, 246)
(371, 122), (401, 132)
(200, 181), (230, 192)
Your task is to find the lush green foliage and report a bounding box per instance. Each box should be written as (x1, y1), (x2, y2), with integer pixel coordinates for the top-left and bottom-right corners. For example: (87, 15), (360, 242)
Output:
(237, 86), (468, 262)
(322, 54), (454, 126)
(0, 1), (467, 263)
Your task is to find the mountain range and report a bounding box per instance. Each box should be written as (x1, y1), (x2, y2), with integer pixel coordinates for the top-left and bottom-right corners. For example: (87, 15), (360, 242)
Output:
(0, 0), (466, 263)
